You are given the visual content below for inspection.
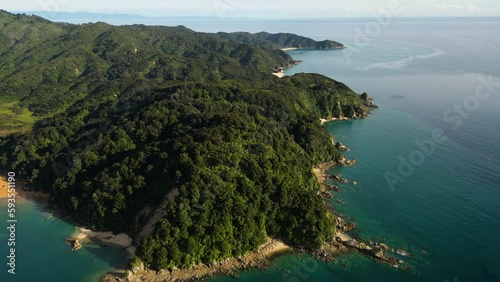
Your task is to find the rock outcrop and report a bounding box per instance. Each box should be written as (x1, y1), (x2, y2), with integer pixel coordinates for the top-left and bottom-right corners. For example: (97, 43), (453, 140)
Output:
(66, 238), (82, 252)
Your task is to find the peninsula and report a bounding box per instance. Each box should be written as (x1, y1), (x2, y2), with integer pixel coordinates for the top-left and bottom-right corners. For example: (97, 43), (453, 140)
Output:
(0, 10), (372, 280)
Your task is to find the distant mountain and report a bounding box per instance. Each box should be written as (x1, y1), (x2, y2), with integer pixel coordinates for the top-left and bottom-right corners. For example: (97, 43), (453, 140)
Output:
(14, 11), (346, 51)
(0, 10), (293, 119)
(15, 11), (255, 24)
(20, 11), (149, 20)
(217, 31), (345, 50)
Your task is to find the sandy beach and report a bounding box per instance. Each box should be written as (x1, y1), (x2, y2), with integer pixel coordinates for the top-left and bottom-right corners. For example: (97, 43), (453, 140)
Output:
(281, 47), (299, 51)
(272, 71), (286, 78)
(0, 176), (15, 198)
(0, 176), (8, 198)
(320, 116), (350, 125)
(0, 175), (48, 203)
(72, 227), (136, 256)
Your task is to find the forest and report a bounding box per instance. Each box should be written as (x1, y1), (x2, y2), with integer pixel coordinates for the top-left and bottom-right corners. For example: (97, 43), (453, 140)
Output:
(0, 10), (371, 270)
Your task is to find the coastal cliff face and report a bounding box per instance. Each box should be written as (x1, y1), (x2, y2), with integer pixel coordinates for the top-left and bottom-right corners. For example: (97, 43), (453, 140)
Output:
(0, 11), (369, 271)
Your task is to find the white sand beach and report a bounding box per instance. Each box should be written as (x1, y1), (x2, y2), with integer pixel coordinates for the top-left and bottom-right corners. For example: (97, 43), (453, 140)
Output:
(272, 71), (286, 78)
(74, 228), (136, 255)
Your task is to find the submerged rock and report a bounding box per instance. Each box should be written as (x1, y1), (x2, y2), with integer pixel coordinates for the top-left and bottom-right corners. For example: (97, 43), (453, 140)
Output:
(326, 184), (343, 192)
(338, 222), (356, 232)
(66, 238), (82, 252)
(377, 243), (390, 251)
(320, 191), (333, 199)
(336, 142), (350, 151)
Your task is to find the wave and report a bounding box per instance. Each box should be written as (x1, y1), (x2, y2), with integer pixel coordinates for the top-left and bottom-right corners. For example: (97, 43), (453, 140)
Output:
(415, 48), (445, 59)
(358, 48), (445, 71)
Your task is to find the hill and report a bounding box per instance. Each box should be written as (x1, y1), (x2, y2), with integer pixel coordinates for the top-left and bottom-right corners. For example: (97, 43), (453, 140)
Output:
(216, 31), (345, 50)
(0, 10), (369, 271)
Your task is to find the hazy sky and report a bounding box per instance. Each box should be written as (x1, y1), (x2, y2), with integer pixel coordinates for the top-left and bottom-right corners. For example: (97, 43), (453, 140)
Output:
(4, 0), (500, 18)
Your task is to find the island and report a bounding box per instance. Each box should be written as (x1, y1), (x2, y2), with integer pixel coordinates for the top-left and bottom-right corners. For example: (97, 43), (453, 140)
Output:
(0, 10), (386, 282)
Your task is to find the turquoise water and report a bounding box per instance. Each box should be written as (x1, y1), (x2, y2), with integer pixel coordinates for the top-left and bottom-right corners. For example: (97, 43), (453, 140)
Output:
(2, 18), (500, 281)
(206, 19), (500, 282)
(0, 198), (128, 282)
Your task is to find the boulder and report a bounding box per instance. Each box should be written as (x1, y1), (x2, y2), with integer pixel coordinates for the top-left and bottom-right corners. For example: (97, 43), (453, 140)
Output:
(378, 243), (389, 251)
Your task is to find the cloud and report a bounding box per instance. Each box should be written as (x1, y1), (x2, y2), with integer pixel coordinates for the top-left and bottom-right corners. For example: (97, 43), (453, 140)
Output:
(345, 7), (360, 12)
(467, 5), (483, 12)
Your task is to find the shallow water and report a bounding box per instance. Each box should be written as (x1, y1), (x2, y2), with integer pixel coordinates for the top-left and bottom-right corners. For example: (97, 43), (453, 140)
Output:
(0, 198), (128, 282)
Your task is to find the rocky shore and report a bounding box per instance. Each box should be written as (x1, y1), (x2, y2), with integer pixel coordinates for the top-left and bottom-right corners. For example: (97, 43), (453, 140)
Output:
(313, 154), (414, 272)
(102, 239), (291, 282)
(319, 93), (379, 126)
(103, 101), (411, 281)
(102, 142), (414, 282)
(361, 92), (379, 108)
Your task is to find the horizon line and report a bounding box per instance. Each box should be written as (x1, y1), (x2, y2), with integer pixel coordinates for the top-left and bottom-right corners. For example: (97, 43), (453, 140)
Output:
(9, 10), (500, 21)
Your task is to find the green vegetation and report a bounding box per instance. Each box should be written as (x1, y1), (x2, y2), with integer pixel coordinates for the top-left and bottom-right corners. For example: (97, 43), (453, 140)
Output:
(216, 31), (345, 50)
(0, 100), (36, 130)
(0, 11), (370, 270)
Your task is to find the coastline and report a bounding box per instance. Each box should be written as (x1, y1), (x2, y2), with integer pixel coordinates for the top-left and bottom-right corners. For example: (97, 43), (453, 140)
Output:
(1, 175), (51, 204)
(104, 239), (292, 282)
(105, 144), (357, 282)
(0, 175), (33, 202)
(311, 140), (413, 272)
(2, 121), (409, 282)
(272, 71), (286, 78)
(272, 56), (302, 79)
(313, 162), (336, 192)
(71, 228), (136, 256)
(320, 116), (350, 125)
(1, 174), (135, 256)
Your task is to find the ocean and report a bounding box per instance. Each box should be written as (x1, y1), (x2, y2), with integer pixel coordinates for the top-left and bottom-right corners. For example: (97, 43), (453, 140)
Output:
(1, 17), (500, 282)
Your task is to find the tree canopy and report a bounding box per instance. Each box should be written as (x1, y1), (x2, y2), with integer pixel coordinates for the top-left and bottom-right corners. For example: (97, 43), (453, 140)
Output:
(0, 11), (370, 270)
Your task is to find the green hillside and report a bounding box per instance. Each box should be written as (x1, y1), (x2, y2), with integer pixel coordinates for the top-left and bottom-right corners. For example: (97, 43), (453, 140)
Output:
(0, 10), (371, 271)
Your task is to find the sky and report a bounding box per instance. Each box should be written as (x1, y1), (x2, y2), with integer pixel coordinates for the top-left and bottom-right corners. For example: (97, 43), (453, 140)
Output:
(3, 0), (500, 18)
